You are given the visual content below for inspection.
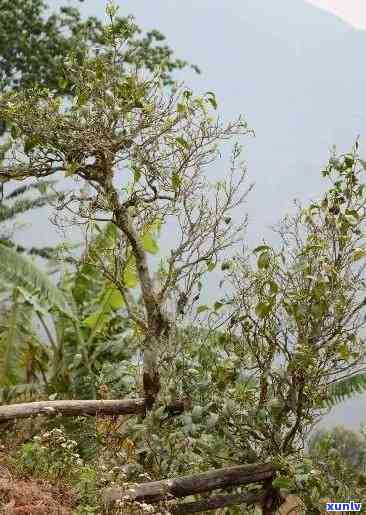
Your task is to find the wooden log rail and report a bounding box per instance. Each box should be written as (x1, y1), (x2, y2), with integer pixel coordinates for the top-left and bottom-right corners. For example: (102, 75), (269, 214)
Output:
(170, 490), (267, 514)
(103, 463), (276, 513)
(0, 399), (281, 513)
(0, 398), (187, 422)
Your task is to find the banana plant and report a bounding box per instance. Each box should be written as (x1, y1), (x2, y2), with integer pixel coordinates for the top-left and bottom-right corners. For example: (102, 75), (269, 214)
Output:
(0, 241), (75, 400)
(0, 230), (135, 400)
(0, 210), (163, 401)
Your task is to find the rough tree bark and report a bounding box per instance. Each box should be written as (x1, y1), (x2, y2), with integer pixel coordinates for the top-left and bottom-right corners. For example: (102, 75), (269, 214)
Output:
(0, 398), (187, 423)
(113, 190), (170, 410)
(169, 490), (267, 514)
(103, 462), (275, 505)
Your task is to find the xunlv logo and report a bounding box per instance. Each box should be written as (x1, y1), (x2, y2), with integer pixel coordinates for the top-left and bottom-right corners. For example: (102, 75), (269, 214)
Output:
(326, 502), (362, 512)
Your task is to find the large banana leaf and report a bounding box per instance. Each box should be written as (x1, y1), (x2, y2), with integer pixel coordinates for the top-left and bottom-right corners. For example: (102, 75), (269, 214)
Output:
(0, 296), (27, 386)
(0, 242), (75, 319)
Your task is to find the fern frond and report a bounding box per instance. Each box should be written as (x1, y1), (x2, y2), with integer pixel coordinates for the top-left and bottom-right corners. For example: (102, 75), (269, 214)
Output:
(324, 373), (366, 407)
(0, 242), (75, 319)
(0, 194), (58, 223)
(4, 180), (56, 200)
(0, 239), (75, 262)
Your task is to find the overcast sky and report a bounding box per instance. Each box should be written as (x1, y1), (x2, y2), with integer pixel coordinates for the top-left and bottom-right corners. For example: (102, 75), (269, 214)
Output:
(307, 0), (366, 29)
(90, 0), (366, 30)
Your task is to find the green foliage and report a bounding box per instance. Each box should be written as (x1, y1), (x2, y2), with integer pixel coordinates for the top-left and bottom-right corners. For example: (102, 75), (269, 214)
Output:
(0, 220), (142, 402)
(0, 179), (67, 261)
(0, 0), (199, 95)
(17, 427), (84, 482)
(324, 372), (366, 406)
(309, 426), (366, 471)
(0, 242), (74, 318)
(0, 181), (57, 223)
(0, 293), (39, 387)
(82, 283), (124, 331)
(303, 426), (366, 510)
(2, 5), (366, 509)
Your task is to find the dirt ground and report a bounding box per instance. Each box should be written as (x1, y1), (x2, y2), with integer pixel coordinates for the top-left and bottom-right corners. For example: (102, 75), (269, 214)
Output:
(0, 462), (76, 515)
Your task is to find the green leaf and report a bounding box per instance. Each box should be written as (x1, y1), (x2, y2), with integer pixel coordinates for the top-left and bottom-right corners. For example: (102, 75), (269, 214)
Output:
(352, 248), (366, 262)
(171, 173), (181, 191)
(82, 310), (103, 329)
(255, 301), (272, 319)
(344, 155), (354, 168)
(197, 305), (208, 314)
(257, 252), (270, 269)
(310, 301), (326, 318)
(324, 372), (366, 407)
(345, 208), (359, 220)
(344, 214), (358, 226)
(141, 217), (162, 255)
(253, 245), (271, 254)
(76, 91), (88, 107)
(10, 125), (18, 139)
(272, 476), (292, 490)
(338, 343), (351, 361)
(205, 91), (218, 109)
(107, 287), (124, 310)
(214, 301), (224, 312)
(58, 78), (68, 91)
(65, 161), (80, 177)
(206, 260), (216, 272)
(142, 233), (159, 254)
(82, 284), (124, 332)
(177, 103), (187, 115)
(194, 97), (207, 112)
(24, 137), (39, 154)
(175, 137), (190, 149)
(268, 280), (278, 295)
(133, 168), (141, 182)
(123, 258), (139, 288)
(0, 243), (75, 319)
(191, 405), (203, 422)
(0, 295), (31, 387)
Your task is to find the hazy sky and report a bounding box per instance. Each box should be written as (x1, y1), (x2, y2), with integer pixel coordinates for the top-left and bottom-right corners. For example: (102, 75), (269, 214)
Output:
(38, 0), (366, 430)
(307, 0), (366, 29)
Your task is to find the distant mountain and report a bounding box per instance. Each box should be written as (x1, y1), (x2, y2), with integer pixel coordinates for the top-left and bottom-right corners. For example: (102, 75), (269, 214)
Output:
(41, 0), (366, 258)
(117, 0), (366, 242)
(44, 0), (366, 262)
